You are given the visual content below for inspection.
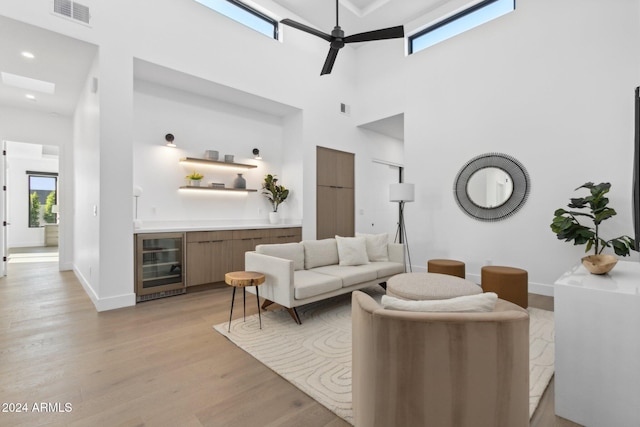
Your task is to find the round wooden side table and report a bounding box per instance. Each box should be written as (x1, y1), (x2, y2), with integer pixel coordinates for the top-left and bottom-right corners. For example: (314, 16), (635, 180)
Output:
(224, 271), (266, 332)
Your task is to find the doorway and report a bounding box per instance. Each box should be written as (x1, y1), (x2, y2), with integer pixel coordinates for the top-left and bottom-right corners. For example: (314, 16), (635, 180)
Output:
(3, 141), (60, 272)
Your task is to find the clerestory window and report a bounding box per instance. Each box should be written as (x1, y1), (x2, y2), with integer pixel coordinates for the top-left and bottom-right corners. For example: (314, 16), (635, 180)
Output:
(194, 0), (278, 39)
(409, 0), (515, 55)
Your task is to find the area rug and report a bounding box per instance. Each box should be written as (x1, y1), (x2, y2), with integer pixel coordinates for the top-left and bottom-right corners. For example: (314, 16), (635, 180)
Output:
(213, 287), (555, 424)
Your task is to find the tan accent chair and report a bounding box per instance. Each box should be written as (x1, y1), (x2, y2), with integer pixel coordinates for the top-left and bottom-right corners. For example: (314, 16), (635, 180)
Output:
(351, 290), (530, 427)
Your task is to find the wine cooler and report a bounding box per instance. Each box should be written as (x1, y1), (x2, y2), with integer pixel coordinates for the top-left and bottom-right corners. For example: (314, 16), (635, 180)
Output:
(135, 233), (185, 302)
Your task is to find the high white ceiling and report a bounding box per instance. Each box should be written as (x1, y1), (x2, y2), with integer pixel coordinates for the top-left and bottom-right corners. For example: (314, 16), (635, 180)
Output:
(0, 0), (457, 132)
(0, 15), (96, 117)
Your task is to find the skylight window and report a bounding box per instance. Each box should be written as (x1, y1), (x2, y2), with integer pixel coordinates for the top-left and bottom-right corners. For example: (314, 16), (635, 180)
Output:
(409, 0), (515, 55)
(194, 0), (278, 39)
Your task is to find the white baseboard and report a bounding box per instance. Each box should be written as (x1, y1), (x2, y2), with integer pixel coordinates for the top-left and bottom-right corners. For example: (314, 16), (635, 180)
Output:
(73, 265), (136, 312)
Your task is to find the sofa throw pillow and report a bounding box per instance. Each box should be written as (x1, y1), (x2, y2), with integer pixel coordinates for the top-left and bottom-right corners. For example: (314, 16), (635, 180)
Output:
(355, 232), (389, 262)
(335, 235), (369, 266)
(381, 292), (498, 312)
(302, 239), (339, 269)
(256, 242), (305, 271)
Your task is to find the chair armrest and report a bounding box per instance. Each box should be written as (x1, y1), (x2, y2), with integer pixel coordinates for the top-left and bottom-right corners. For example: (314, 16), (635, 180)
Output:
(245, 251), (295, 308)
(387, 243), (405, 264)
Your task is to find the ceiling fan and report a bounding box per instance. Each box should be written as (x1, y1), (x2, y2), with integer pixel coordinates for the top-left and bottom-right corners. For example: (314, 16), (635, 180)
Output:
(281, 0), (405, 76)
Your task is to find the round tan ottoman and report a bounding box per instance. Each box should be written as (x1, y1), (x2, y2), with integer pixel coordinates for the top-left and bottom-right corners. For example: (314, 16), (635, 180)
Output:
(481, 266), (528, 308)
(387, 272), (481, 301)
(427, 259), (465, 278)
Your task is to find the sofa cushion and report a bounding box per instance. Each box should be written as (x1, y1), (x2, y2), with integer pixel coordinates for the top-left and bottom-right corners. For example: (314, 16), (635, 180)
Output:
(256, 242), (305, 271)
(335, 235), (369, 266)
(360, 261), (404, 278)
(310, 265), (377, 288)
(293, 270), (342, 300)
(302, 238), (339, 269)
(355, 232), (389, 262)
(381, 292), (499, 312)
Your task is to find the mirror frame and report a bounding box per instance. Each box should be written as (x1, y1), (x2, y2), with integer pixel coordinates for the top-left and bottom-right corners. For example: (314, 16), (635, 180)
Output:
(453, 153), (530, 222)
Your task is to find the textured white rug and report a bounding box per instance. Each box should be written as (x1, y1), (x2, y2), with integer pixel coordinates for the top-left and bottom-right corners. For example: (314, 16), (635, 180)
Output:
(214, 287), (555, 425)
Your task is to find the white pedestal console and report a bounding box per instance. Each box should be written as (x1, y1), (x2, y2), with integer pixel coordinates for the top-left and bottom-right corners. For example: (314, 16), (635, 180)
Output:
(554, 260), (640, 427)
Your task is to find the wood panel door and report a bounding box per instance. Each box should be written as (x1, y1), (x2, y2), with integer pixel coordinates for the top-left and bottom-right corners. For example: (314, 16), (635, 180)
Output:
(317, 146), (355, 239)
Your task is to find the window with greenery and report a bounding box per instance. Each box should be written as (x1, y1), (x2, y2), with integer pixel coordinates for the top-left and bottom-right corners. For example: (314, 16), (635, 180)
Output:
(194, 0), (278, 39)
(28, 173), (57, 228)
(408, 0), (515, 54)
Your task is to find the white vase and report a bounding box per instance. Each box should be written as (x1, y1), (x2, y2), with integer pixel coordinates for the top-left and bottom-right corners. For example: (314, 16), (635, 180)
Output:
(269, 211), (280, 224)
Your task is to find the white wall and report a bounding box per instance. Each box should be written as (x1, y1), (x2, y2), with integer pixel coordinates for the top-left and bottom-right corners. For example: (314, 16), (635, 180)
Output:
(357, 0), (640, 293)
(132, 79), (296, 223)
(72, 53), (103, 307)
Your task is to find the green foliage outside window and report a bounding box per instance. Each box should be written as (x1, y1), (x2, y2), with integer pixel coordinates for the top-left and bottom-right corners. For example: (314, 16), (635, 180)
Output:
(30, 192), (41, 227)
(43, 191), (57, 224)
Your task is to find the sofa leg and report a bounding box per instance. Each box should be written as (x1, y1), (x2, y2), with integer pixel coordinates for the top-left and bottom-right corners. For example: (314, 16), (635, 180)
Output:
(287, 307), (302, 325)
(261, 299), (275, 310)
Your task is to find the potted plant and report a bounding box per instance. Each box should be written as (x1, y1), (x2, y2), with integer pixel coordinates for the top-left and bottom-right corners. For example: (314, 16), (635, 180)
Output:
(262, 174), (289, 224)
(186, 171), (204, 187)
(550, 182), (637, 274)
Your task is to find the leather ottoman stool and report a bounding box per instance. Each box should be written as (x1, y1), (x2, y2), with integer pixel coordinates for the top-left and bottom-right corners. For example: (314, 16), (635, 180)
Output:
(427, 259), (465, 278)
(481, 266), (528, 308)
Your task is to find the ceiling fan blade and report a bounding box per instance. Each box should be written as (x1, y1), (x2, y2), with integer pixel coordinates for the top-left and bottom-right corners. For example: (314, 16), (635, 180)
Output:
(281, 19), (332, 42)
(320, 48), (340, 75)
(344, 25), (405, 43)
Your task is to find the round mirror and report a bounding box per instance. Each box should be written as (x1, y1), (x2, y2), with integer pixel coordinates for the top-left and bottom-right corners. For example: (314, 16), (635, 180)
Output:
(466, 167), (514, 208)
(453, 153), (530, 222)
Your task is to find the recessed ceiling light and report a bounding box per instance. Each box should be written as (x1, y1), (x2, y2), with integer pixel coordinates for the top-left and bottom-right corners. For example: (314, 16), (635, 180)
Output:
(1, 72), (55, 94)
(25, 94), (36, 101)
(21, 51), (35, 59)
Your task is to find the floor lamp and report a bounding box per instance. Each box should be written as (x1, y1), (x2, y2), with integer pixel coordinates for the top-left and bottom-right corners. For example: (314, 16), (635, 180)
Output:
(389, 183), (414, 272)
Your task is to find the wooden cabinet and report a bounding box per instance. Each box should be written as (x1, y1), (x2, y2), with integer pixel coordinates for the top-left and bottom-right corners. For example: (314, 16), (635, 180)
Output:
(44, 224), (59, 246)
(185, 231), (233, 287)
(231, 229), (270, 271)
(269, 227), (302, 244)
(140, 227), (302, 291)
(317, 146), (355, 239)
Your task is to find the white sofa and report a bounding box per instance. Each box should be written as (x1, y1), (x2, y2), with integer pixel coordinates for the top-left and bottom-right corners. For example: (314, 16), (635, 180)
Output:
(245, 235), (405, 324)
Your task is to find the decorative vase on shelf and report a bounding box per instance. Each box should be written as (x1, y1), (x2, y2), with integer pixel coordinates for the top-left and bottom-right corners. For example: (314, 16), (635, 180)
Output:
(233, 173), (246, 189)
(269, 211), (280, 224)
(190, 180), (201, 187)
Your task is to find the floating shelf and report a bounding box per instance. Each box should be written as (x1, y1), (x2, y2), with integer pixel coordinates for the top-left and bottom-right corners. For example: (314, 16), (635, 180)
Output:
(180, 157), (257, 169)
(179, 186), (258, 192)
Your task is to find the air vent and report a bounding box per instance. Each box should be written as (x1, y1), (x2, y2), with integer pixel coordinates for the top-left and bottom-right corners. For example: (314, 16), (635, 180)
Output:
(53, 0), (91, 25)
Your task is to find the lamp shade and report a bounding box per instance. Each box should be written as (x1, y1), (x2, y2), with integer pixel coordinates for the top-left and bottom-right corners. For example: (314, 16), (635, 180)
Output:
(389, 183), (415, 202)
(133, 186), (143, 197)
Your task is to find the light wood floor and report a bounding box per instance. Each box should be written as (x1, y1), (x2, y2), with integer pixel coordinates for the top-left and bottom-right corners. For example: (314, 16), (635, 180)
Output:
(0, 259), (580, 427)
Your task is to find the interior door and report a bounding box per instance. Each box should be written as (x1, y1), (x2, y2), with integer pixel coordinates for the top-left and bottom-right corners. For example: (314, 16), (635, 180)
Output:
(367, 161), (401, 239)
(1, 141), (6, 276)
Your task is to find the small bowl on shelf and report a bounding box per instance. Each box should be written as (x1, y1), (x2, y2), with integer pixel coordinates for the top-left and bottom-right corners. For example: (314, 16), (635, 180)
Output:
(581, 254), (618, 275)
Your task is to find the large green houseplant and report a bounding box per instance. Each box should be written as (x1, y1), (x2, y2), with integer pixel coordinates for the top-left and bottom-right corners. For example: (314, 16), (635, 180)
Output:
(550, 182), (636, 272)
